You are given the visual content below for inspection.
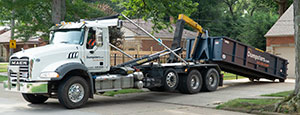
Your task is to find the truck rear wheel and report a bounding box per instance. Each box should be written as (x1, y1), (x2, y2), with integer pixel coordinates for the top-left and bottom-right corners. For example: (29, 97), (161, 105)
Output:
(58, 76), (89, 109)
(279, 79), (285, 82)
(163, 68), (179, 92)
(201, 68), (219, 92)
(148, 87), (165, 92)
(249, 78), (260, 82)
(179, 70), (202, 94)
(22, 93), (48, 104)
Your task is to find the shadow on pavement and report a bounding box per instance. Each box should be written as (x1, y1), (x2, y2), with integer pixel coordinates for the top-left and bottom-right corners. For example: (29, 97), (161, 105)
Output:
(6, 80), (289, 110)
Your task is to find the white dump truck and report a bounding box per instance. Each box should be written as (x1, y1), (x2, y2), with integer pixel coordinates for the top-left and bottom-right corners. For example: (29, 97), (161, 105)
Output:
(8, 14), (281, 109)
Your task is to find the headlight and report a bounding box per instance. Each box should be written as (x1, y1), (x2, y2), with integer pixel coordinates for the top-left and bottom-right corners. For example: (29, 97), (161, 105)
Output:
(40, 72), (59, 78)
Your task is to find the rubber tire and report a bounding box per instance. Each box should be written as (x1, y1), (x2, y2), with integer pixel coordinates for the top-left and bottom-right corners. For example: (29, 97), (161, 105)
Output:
(256, 78), (260, 81)
(58, 76), (89, 109)
(163, 68), (179, 92)
(179, 70), (202, 94)
(22, 93), (48, 104)
(201, 68), (219, 92)
(148, 87), (165, 92)
(249, 78), (260, 82)
(249, 78), (255, 82)
(279, 79), (285, 82)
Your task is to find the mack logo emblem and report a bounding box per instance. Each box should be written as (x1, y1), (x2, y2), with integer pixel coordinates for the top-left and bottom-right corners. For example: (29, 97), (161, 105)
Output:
(11, 61), (28, 65)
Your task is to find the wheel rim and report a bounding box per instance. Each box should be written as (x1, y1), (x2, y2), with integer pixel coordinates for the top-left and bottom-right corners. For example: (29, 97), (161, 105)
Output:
(68, 83), (84, 103)
(190, 75), (200, 90)
(166, 72), (177, 88)
(208, 73), (217, 87)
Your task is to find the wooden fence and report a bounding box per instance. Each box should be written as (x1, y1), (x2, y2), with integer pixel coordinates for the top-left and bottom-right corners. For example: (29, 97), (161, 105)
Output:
(110, 50), (186, 66)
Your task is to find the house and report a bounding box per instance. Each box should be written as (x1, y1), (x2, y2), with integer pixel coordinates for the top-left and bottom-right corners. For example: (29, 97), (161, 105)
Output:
(0, 29), (46, 62)
(121, 19), (197, 51)
(264, 5), (294, 78)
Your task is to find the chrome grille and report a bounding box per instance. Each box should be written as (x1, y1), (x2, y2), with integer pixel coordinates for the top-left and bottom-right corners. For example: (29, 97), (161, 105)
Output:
(9, 57), (29, 79)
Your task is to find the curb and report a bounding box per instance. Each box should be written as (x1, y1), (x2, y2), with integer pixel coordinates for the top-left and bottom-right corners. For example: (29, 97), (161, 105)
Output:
(221, 107), (286, 115)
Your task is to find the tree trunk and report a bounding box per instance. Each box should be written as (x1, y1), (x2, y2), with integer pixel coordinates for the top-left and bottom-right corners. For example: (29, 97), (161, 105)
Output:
(274, 0), (300, 113)
(294, 0), (300, 95)
(276, 0), (289, 17)
(51, 0), (66, 24)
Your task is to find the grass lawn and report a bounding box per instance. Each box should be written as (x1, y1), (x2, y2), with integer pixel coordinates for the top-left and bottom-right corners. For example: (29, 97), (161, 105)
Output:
(222, 72), (246, 80)
(261, 90), (293, 97)
(217, 90), (293, 113)
(103, 89), (144, 96)
(0, 63), (8, 72)
(0, 75), (8, 82)
(217, 98), (281, 112)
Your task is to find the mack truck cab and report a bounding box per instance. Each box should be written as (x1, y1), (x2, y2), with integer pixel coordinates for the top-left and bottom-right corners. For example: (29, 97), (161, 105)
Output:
(4, 18), (145, 108)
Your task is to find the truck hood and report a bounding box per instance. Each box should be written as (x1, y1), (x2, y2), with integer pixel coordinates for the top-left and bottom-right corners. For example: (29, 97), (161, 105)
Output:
(10, 44), (82, 81)
(11, 44), (79, 58)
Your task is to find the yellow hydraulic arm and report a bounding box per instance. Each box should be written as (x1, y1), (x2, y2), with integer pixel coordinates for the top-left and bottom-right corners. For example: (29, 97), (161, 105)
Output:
(178, 14), (205, 34)
(168, 14), (206, 63)
(178, 14), (206, 58)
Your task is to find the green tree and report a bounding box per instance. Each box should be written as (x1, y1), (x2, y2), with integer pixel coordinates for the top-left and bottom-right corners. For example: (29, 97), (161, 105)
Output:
(189, 0), (290, 50)
(189, 0), (225, 35)
(64, 0), (107, 22)
(113, 0), (198, 32)
(237, 11), (278, 50)
(0, 0), (107, 41)
(252, 0), (293, 16)
(0, 0), (53, 41)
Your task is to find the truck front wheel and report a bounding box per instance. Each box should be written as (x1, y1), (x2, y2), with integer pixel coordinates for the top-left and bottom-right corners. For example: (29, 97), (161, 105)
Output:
(22, 93), (48, 104)
(58, 76), (90, 109)
(163, 68), (179, 92)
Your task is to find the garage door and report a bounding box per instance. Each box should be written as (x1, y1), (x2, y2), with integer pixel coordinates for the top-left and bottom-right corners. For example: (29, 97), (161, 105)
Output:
(274, 46), (295, 78)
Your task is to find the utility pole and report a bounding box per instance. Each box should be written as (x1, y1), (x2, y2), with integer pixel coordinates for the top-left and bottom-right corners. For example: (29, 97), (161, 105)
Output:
(9, 0), (15, 56)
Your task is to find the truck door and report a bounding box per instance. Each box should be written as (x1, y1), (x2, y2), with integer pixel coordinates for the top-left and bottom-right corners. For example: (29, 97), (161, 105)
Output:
(84, 27), (110, 72)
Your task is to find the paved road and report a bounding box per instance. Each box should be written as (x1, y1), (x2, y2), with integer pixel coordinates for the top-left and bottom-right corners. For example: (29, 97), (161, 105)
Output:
(0, 78), (295, 115)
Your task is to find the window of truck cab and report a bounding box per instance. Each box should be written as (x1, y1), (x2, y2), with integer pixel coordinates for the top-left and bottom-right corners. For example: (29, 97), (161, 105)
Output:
(86, 28), (96, 49)
(50, 29), (85, 45)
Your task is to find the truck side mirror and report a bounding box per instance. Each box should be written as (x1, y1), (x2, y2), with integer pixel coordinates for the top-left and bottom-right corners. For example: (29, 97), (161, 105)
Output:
(49, 31), (54, 43)
(96, 29), (103, 47)
(117, 20), (123, 29)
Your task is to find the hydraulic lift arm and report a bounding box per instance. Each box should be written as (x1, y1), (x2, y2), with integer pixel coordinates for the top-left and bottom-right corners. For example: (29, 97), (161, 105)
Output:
(178, 14), (205, 34)
(168, 14), (206, 63)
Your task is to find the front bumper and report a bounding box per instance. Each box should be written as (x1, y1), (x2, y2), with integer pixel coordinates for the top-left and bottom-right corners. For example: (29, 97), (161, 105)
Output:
(3, 81), (48, 93)
(4, 66), (48, 94)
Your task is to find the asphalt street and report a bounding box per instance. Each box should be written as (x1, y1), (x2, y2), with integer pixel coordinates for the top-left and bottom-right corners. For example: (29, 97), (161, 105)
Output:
(0, 78), (295, 115)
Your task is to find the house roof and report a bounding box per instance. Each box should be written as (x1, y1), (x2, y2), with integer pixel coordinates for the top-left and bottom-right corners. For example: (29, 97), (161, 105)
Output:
(0, 30), (41, 43)
(122, 19), (197, 39)
(265, 5), (294, 37)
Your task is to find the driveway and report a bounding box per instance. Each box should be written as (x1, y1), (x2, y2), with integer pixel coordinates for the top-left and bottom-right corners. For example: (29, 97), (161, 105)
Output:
(0, 78), (295, 115)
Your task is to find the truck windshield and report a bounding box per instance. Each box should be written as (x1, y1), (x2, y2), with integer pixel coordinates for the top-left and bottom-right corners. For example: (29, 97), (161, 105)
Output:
(50, 29), (84, 45)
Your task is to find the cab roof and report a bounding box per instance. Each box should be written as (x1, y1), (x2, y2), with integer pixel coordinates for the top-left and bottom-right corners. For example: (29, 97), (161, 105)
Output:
(52, 18), (120, 31)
